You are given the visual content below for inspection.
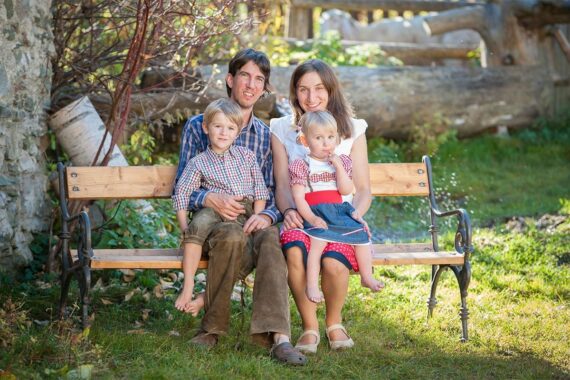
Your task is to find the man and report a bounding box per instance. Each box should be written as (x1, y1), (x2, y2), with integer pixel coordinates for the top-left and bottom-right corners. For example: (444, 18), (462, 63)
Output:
(174, 48), (307, 365)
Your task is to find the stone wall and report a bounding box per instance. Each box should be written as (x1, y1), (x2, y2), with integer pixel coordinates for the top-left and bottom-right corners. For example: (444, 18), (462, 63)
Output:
(0, 0), (54, 271)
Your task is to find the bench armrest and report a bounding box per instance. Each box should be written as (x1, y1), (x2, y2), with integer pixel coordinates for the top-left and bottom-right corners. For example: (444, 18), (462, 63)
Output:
(422, 156), (473, 259)
(431, 206), (473, 257)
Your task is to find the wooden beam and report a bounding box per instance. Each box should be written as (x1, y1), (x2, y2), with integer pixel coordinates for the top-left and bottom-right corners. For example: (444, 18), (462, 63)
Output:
(422, 5), (486, 35)
(284, 37), (473, 60)
(290, 0), (484, 13)
(552, 26), (570, 63)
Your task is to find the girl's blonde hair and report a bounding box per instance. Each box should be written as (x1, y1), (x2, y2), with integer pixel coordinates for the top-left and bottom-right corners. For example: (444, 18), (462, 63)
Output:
(203, 98), (243, 128)
(299, 111), (338, 138)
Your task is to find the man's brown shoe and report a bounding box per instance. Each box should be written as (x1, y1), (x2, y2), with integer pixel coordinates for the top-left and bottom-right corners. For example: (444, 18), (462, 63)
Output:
(190, 331), (218, 349)
(251, 332), (273, 349)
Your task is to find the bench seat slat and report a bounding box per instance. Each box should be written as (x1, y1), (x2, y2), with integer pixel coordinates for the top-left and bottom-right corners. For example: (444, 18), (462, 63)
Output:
(72, 245), (463, 269)
(371, 249), (464, 265)
(71, 249), (207, 269)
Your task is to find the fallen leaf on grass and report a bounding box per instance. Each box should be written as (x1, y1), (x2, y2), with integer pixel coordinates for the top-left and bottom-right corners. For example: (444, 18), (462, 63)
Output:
(141, 309), (151, 321)
(120, 269), (136, 283)
(92, 278), (105, 291)
(65, 364), (93, 380)
(195, 273), (206, 284)
(168, 330), (180, 337)
(153, 284), (164, 298)
(100, 298), (113, 305)
(125, 290), (136, 302)
(127, 329), (146, 335)
(244, 273), (255, 288)
(35, 280), (52, 289)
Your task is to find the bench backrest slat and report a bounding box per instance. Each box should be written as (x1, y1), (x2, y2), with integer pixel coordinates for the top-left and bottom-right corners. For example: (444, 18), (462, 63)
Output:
(66, 162), (430, 200)
(67, 166), (177, 200)
(369, 163), (429, 196)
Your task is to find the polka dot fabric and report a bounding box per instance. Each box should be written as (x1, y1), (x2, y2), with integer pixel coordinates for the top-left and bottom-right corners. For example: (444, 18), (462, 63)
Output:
(280, 229), (359, 272)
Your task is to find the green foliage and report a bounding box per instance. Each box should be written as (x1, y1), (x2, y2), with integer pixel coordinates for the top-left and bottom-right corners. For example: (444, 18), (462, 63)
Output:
(289, 31), (403, 67)
(518, 107), (570, 144)
(94, 200), (179, 250)
(264, 31), (403, 67)
(121, 124), (156, 165)
(368, 137), (404, 163)
(406, 112), (457, 161)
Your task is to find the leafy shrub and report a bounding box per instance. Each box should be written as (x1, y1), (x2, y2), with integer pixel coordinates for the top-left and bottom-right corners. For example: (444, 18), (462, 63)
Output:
(297, 31), (403, 66)
(94, 200), (179, 249)
(406, 112), (457, 161)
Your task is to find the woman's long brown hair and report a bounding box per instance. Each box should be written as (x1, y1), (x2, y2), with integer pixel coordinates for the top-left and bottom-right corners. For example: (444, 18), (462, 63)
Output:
(289, 59), (354, 139)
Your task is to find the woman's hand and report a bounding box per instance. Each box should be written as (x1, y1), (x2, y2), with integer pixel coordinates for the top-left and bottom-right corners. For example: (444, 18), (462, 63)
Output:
(282, 208), (304, 231)
(351, 210), (371, 239)
(309, 216), (328, 229)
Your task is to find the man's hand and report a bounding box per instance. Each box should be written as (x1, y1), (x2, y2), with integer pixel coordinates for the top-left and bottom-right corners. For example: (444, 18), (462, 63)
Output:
(243, 213), (271, 234)
(204, 193), (245, 221)
(309, 216), (328, 229)
(282, 209), (304, 231)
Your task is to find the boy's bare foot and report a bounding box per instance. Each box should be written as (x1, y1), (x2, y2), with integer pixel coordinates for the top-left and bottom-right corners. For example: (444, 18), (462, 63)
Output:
(186, 292), (205, 316)
(305, 287), (324, 303)
(361, 277), (385, 292)
(175, 279), (194, 312)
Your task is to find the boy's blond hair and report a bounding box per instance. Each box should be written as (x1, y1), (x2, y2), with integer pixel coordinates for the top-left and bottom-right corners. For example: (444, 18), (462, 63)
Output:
(203, 98), (243, 128)
(299, 110), (338, 136)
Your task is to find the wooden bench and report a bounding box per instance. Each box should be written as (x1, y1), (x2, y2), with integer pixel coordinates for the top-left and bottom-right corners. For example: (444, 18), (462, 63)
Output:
(56, 155), (473, 340)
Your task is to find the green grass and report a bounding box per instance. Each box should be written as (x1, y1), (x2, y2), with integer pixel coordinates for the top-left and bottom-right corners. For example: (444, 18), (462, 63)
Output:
(1, 115), (569, 379)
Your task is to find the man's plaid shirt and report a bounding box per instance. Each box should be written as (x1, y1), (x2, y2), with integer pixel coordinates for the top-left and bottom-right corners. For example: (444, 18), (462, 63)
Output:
(172, 145), (270, 211)
(174, 113), (281, 223)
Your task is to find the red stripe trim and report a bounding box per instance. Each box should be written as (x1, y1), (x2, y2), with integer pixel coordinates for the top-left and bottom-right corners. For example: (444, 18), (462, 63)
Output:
(305, 190), (342, 206)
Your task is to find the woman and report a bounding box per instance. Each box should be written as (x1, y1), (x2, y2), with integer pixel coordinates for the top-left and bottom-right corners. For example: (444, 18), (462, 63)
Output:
(270, 59), (372, 353)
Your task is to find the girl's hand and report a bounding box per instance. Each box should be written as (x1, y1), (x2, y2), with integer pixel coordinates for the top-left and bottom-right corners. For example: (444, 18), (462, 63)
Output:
(352, 210), (371, 238)
(282, 209), (304, 231)
(328, 154), (343, 168)
(310, 216), (328, 229)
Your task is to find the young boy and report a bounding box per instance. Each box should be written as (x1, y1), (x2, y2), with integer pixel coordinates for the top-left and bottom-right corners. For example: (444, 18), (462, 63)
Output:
(172, 98), (269, 315)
